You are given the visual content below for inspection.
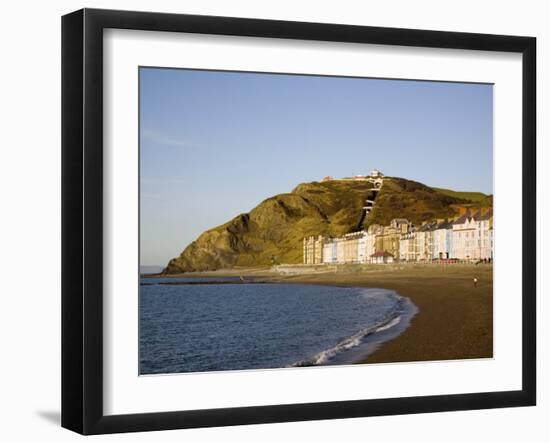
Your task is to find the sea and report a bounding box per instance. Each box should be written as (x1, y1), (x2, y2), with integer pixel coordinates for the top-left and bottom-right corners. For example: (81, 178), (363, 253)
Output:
(139, 278), (417, 375)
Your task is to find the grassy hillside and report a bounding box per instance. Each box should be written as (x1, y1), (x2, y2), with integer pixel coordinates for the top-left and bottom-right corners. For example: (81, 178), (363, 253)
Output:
(365, 178), (470, 227)
(163, 177), (490, 273)
(432, 187), (489, 202)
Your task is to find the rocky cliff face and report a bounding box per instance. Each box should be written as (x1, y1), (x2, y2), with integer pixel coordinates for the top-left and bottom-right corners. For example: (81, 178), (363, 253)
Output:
(163, 178), (488, 273)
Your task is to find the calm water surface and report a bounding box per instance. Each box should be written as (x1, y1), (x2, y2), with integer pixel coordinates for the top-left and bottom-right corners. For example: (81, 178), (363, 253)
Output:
(139, 278), (416, 374)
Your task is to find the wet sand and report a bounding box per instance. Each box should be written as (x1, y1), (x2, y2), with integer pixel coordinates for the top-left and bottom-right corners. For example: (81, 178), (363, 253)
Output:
(270, 264), (493, 364)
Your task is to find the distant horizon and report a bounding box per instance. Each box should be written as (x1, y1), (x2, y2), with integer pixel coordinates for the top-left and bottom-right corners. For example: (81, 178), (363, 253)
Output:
(140, 68), (493, 266)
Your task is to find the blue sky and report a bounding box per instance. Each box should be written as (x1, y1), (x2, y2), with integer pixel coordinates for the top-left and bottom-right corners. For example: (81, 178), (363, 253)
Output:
(140, 68), (493, 266)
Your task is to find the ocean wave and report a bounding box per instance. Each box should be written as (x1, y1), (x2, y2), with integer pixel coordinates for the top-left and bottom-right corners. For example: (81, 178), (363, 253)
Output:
(291, 292), (407, 367)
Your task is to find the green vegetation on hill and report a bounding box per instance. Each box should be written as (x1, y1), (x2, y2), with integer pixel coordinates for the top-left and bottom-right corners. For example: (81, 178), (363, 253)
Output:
(366, 178), (470, 227)
(432, 187), (488, 202)
(163, 178), (491, 273)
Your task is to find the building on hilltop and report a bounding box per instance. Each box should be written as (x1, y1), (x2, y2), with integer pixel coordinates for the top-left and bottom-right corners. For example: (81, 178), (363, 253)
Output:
(371, 168), (384, 178)
(370, 169), (384, 190)
(326, 169), (385, 187)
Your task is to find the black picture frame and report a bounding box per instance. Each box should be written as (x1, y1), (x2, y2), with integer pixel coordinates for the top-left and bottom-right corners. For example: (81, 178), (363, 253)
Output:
(62, 8), (536, 435)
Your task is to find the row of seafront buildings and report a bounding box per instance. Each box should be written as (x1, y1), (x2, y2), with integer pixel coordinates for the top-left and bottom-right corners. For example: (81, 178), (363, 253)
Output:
(303, 208), (493, 265)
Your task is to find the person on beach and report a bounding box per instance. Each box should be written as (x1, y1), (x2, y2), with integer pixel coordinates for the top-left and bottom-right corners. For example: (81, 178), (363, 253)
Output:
(473, 277), (478, 288)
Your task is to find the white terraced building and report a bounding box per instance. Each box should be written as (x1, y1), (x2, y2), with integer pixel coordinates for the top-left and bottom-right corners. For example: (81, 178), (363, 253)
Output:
(399, 231), (417, 262)
(431, 219), (454, 260)
(412, 221), (438, 262)
(451, 209), (493, 260)
(304, 211), (493, 264)
(357, 231), (375, 263)
(322, 240), (338, 264)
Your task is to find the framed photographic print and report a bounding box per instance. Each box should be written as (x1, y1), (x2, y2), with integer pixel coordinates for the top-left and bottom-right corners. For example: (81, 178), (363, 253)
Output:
(61, 8), (536, 435)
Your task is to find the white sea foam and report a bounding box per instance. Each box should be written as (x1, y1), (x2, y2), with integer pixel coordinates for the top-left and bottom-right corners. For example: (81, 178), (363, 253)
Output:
(291, 291), (411, 367)
(375, 315), (401, 332)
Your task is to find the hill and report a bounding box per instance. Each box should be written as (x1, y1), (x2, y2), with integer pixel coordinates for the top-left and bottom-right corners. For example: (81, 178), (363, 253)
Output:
(432, 187), (489, 202)
(163, 177), (490, 273)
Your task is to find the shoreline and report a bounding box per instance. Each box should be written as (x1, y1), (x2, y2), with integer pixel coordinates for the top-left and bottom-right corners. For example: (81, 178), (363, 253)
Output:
(291, 291), (419, 367)
(269, 265), (493, 364)
(145, 264), (493, 365)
